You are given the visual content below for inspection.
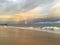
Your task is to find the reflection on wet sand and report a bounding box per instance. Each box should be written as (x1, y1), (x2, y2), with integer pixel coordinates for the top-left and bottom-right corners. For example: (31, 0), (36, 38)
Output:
(0, 28), (60, 45)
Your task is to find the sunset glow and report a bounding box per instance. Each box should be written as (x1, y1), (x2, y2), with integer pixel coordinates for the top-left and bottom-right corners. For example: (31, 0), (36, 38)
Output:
(0, 0), (60, 23)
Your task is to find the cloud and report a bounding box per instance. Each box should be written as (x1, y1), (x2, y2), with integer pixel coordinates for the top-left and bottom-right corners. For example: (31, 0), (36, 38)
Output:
(0, 0), (55, 15)
(0, 0), (60, 23)
(25, 0), (55, 15)
(51, 0), (60, 14)
(0, 0), (38, 14)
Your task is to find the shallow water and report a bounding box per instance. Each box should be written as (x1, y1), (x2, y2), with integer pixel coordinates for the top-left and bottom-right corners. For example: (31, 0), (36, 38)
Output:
(0, 28), (60, 45)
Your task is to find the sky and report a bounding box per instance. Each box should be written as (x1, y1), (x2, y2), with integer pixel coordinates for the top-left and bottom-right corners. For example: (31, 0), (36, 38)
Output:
(0, 0), (60, 22)
(0, 0), (59, 14)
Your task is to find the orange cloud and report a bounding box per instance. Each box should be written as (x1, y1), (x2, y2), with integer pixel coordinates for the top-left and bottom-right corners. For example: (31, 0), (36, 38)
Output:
(11, 12), (38, 22)
(0, 12), (51, 23)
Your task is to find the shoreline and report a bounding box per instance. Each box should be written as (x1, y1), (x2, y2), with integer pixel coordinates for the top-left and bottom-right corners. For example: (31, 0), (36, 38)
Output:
(0, 26), (60, 34)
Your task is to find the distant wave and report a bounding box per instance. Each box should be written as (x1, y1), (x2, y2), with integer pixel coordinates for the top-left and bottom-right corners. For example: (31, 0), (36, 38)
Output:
(34, 21), (60, 26)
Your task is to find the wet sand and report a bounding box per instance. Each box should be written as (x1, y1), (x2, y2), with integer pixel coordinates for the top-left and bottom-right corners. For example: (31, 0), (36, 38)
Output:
(0, 28), (60, 45)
